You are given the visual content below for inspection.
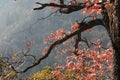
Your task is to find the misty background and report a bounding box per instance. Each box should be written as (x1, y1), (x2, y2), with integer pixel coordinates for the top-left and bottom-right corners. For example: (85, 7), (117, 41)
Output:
(0, 0), (110, 78)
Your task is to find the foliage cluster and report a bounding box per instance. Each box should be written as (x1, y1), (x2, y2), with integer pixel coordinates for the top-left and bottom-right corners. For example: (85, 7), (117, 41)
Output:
(29, 48), (113, 80)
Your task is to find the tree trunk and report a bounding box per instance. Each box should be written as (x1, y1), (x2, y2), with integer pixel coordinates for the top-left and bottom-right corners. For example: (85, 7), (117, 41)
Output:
(108, 0), (120, 80)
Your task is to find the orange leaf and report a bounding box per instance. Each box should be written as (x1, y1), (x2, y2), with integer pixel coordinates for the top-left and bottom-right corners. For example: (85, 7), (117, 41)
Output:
(51, 6), (57, 10)
(71, 22), (79, 31)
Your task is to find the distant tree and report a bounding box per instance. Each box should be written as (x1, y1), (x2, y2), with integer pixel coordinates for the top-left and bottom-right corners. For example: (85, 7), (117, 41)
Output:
(3, 0), (120, 79)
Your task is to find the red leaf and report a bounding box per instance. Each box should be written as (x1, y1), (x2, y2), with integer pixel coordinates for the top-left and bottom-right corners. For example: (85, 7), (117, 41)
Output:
(85, 29), (92, 32)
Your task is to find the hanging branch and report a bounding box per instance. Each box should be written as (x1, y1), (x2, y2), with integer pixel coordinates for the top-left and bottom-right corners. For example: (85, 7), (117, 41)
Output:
(73, 33), (81, 55)
(37, 10), (59, 20)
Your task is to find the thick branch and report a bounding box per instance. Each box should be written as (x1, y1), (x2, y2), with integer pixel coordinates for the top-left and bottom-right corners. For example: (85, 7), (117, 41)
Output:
(34, 2), (85, 9)
(13, 19), (104, 73)
(34, 2), (85, 14)
(80, 19), (104, 31)
(34, 1), (107, 14)
(17, 29), (81, 73)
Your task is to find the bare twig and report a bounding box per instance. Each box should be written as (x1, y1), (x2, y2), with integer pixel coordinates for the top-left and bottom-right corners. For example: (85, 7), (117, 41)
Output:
(81, 15), (93, 22)
(37, 10), (59, 20)
(24, 54), (36, 62)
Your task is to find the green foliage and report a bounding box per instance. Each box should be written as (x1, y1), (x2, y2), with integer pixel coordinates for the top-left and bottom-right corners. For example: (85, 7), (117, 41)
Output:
(28, 48), (113, 80)
(29, 66), (82, 80)
(29, 66), (52, 80)
(64, 70), (78, 80)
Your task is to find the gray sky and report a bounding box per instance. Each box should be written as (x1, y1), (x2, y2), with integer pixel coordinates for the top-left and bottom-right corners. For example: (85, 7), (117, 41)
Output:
(0, 0), (50, 54)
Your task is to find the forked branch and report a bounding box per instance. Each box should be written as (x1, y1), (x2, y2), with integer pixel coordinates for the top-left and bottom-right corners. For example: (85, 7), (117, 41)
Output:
(11, 19), (104, 73)
(34, 2), (85, 14)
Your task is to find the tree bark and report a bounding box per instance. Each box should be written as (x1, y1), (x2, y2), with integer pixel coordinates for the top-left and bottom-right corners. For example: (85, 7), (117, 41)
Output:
(107, 0), (120, 79)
